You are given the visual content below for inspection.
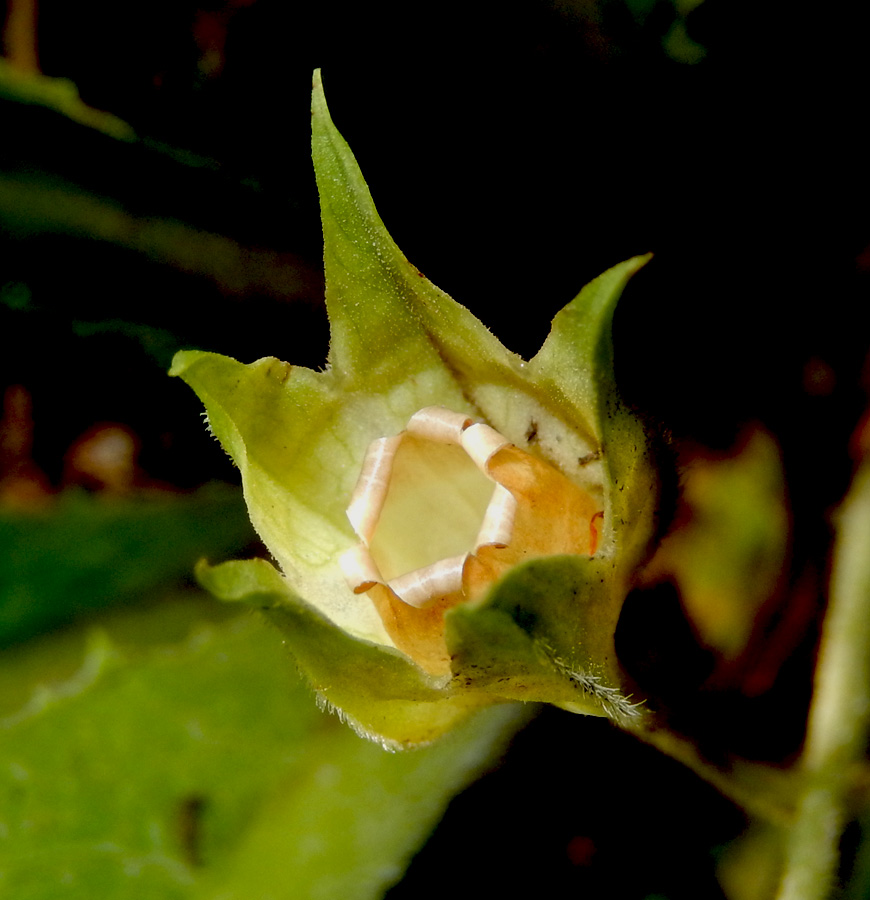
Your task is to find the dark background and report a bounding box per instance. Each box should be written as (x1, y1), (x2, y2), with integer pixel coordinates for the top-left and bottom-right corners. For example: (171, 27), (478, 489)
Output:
(4, 0), (869, 472)
(2, 1), (869, 895)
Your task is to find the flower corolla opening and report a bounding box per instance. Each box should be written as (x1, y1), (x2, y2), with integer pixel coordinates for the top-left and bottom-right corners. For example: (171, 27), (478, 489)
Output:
(340, 406), (605, 674)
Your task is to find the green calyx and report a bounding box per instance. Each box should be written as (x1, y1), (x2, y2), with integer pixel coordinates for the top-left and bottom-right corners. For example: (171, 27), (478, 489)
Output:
(170, 69), (658, 747)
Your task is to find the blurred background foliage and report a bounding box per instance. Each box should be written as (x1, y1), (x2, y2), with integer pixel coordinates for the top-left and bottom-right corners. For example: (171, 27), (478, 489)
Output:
(1, 0), (869, 897)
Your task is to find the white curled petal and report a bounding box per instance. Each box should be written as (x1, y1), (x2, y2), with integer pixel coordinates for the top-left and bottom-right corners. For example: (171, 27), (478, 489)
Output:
(388, 554), (469, 609)
(476, 483), (517, 548)
(461, 423), (512, 470)
(339, 544), (383, 594)
(346, 434), (402, 543)
(405, 406), (473, 443)
(344, 409), (523, 613)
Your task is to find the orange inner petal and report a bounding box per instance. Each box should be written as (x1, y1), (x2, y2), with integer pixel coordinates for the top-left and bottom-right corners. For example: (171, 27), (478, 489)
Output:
(366, 443), (602, 676)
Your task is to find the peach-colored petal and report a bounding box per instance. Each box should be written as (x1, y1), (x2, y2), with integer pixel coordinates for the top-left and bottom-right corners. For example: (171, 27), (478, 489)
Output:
(341, 407), (603, 674)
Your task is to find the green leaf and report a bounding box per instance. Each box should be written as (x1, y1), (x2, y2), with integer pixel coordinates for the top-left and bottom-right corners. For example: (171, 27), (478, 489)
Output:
(642, 426), (788, 657)
(193, 694), (528, 900)
(169, 349), (472, 646)
(529, 255), (658, 565)
(0, 599), (528, 900)
(311, 70), (518, 393)
(0, 58), (135, 140)
(0, 485), (253, 647)
(447, 555), (638, 721)
(310, 69), (612, 463)
(197, 558), (496, 747)
(530, 256), (649, 433)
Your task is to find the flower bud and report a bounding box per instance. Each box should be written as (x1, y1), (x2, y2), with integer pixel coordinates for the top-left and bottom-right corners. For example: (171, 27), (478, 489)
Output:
(171, 70), (658, 747)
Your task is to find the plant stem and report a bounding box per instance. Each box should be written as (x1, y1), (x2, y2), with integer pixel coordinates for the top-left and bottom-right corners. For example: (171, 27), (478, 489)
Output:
(625, 717), (796, 826)
(3, 0), (40, 74)
(776, 462), (870, 900)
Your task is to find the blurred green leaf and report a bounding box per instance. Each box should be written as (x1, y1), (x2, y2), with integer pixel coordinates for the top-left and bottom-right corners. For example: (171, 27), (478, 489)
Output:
(0, 604), (527, 899)
(641, 427), (788, 658)
(663, 18), (707, 63)
(0, 485), (254, 646)
(0, 58), (135, 140)
(0, 173), (320, 305)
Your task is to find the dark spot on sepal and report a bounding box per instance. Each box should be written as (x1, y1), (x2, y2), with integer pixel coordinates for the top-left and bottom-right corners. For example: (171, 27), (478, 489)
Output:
(266, 358), (293, 385)
(511, 605), (538, 634)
